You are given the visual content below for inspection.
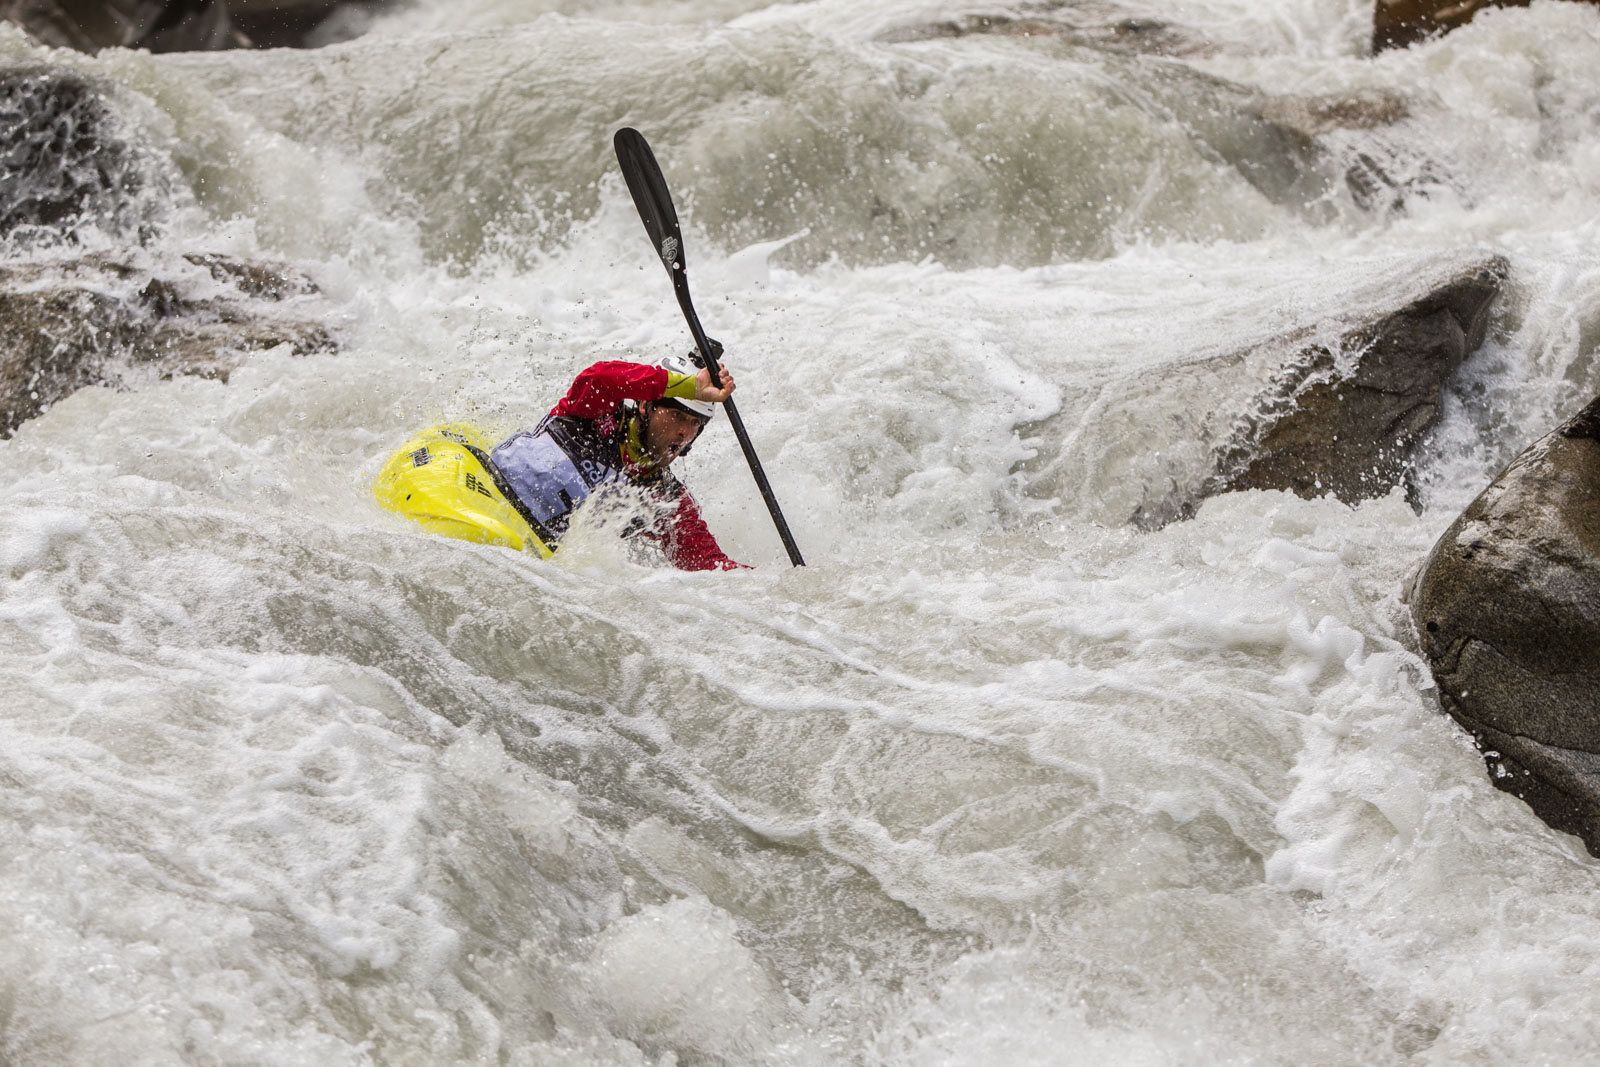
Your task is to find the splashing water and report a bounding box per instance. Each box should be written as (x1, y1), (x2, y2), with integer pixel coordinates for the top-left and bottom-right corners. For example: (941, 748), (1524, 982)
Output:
(2, 1), (1600, 1063)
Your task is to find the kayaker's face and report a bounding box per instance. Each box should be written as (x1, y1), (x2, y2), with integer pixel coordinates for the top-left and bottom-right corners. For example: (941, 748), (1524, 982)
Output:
(642, 404), (707, 466)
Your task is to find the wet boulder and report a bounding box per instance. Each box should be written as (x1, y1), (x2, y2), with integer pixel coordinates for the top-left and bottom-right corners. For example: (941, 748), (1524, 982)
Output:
(0, 67), (169, 248)
(1124, 249), (1507, 528)
(1373, 0), (1600, 52)
(228, 0), (393, 48)
(879, 6), (1446, 227)
(0, 252), (333, 436)
(0, 0), (391, 51)
(1247, 88), (1429, 217)
(1373, 0), (1499, 51)
(1409, 395), (1600, 854)
(876, 2), (1217, 58)
(1209, 252), (1505, 506)
(1174, 79), (1434, 222)
(1, 0), (245, 52)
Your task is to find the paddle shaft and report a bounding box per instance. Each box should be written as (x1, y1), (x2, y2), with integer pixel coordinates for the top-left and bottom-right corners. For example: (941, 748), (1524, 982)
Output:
(671, 281), (805, 567)
(614, 128), (805, 567)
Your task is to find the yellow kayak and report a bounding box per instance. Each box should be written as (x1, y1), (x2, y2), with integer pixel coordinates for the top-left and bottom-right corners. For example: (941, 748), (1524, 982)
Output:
(372, 424), (554, 558)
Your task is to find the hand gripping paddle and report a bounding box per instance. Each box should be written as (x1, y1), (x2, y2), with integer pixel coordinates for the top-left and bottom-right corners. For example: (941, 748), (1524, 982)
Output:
(613, 127), (805, 567)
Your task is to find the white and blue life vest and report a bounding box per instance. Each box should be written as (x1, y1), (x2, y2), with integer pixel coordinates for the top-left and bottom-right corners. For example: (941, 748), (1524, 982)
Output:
(490, 408), (678, 547)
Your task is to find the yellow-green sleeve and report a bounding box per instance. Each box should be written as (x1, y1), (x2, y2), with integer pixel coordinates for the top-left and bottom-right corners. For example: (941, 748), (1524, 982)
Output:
(662, 371), (699, 400)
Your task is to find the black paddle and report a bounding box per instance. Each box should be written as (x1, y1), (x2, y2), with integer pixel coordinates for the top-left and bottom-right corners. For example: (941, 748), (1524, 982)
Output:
(613, 127), (806, 567)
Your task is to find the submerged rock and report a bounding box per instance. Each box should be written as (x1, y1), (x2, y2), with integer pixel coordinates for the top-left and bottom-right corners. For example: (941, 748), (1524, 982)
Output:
(0, 63), (332, 437)
(0, 0), (244, 52)
(1248, 88), (1432, 217)
(0, 252), (333, 436)
(1408, 394), (1600, 854)
(877, 1), (1216, 58)
(1209, 253), (1505, 506)
(0, 0), (391, 51)
(1129, 250), (1506, 528)
(229, 0), (392, 48)
(879, 4), (1448, 227)
(1373, 0), (1600, 53)
(0, 67), (169, 248)
(1185, 80), (1434, 221)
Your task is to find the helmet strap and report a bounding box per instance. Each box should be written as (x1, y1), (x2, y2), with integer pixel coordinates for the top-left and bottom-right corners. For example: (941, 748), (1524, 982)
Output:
(618, 400), (654, 470)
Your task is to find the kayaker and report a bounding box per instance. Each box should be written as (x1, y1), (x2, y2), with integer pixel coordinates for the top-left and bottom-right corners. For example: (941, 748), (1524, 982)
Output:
(489, 350), (745, 571)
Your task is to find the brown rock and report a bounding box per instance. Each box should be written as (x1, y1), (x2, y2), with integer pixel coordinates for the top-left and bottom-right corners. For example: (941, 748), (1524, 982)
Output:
(1212, 254), (1505, 507)
(182, 252), (318, 300)
(229, 0), (340, 9)
(1127, 250), (1507, 529)
(229, 0), (393, 49)
(0, 253), (333, 436)
(1373, 0), (1600, 53)
(1409, 394), (1600, 853)
(878, 9), (1440, 228)
(0, 0), (394, 51)
(1249, 88), (1428, 215)
(877, 1), (1216, 58)
(0, 0), (246, 52)
(0, 67), (168, 247)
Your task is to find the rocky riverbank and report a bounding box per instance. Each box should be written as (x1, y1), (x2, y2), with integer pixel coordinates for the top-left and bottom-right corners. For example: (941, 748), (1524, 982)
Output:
(0, 0), (391, 52)
(1410, 394), (1600, 854)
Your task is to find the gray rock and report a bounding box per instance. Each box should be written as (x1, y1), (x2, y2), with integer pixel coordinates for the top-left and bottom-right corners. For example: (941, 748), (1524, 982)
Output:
(1372, 0), (1600, 54)
(878, 3), (1450, 227)
(1212, 254), (1505, 505)
(0, 67), (170, 248)
(0, 0), (245, 53)
(1128, 250), (1507, 528)
(0, 0), (393, 51)
(1409, 394), (1600, 853)
(229, 0), (393, 49)
(0, 253), (334, 436)
(1248, 88), (1434, 217)
(876, 1), (1217, 58)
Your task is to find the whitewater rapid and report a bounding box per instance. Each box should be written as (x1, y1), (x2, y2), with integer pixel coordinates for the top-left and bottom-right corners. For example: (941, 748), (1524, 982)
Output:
(3, 0), (1600, 1063)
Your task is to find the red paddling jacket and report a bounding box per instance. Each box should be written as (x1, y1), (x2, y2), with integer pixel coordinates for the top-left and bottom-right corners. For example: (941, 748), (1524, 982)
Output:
(491, 361), (743, 571)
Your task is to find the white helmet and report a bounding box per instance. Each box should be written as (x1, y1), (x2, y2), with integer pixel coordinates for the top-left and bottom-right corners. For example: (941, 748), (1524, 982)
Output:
(657, 351), (717, 420)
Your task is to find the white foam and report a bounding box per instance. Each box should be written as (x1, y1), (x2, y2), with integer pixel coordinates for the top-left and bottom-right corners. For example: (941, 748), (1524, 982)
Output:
(4, 0), (1600, 1061)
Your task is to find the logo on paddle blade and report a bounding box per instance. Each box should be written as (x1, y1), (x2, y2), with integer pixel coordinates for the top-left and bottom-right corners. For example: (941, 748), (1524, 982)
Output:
(659, 236), (679, 269)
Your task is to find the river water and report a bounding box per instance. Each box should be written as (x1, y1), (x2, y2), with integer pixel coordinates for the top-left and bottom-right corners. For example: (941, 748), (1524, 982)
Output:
(2, 1), (1600, 1063)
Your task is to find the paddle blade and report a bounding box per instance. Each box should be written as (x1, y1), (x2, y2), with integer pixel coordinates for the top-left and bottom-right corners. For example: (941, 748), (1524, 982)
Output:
(614, 127), (686, 276)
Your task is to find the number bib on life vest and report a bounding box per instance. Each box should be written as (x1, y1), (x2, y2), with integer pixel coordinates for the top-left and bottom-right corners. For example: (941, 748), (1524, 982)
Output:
(491, 427), (619, 530)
